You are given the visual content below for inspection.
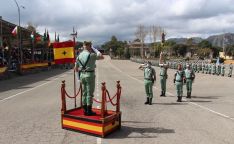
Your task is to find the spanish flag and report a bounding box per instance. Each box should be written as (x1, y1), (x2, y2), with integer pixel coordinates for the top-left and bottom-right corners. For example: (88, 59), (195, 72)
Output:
(53, 41), (75, 64)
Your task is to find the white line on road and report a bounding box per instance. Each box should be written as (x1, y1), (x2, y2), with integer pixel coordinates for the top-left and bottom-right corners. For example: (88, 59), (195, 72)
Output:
(109, 61), (234, 121)
(0, 73), (67, 103)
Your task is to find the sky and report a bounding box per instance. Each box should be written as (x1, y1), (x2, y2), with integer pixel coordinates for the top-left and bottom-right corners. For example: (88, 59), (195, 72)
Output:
(1, 0), (234, 44)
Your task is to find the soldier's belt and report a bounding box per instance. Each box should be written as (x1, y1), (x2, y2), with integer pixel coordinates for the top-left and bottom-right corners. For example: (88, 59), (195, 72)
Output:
(80, 70), (95, 73)
(175, 80), (182, 82)
(144, 78), (153, 81)
(160, 75), (166, 76)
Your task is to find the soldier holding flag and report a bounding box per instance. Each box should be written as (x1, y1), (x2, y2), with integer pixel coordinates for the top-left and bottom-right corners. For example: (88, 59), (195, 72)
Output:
(159, 52), (168, 97)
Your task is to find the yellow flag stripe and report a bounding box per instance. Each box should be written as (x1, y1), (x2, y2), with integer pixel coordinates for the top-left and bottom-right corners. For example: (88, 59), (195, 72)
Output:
(54, 47), (74, 60)
(63, 120), (103, 132)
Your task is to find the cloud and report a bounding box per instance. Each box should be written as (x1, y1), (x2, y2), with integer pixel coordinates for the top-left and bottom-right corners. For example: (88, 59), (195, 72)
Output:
(1, 0), (234, 44)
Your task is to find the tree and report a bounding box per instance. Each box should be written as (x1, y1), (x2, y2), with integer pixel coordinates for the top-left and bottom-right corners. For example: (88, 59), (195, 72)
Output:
(124, 47), (131, 59)
(135, 25), (148, 58)
(26, 22), (37, 32)
(226, 45), (234, 57)
(198, 40), (212, 48)
(196, 48), (212, 58)
(102, 36), (127, 58)
(172, 44), (188, 57)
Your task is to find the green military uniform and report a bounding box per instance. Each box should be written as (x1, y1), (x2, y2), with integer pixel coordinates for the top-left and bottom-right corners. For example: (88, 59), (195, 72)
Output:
(212, 64), (216, 75)
(159, 65), (168, 97)
(216, 64), (221, 76)
(183, 63), (186, 70)
(205, 64), (208, 74)
(174, 70), (185, 102)
(142, 64), (156, 105)
(197, 63), (201, 73)
(221, 64), (225, 76)
(202, 63), (205, 73)
(185, 68), (195, 98)
(228, 64), (233, 77)
(76, 49), (101, 115)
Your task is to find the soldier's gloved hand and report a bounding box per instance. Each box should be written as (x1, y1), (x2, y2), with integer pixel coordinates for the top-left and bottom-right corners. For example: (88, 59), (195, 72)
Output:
(92, 46), (102, 56)
(173, 79), (175, 83)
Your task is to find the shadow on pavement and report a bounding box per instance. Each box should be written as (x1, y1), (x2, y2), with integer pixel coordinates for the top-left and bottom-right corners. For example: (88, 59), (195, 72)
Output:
(0, 69), (69, 93)
(192, 96), (221, 99)
(189, 100), (212, 103)
(122, 121), (155, 124)
(152, 102), (188, 105)
(107, 125), (175, 139)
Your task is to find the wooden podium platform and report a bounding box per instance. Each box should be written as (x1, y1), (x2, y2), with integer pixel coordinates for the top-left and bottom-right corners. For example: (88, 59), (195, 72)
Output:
(60, 81), (122, 138)
(62, 107), (121, 137)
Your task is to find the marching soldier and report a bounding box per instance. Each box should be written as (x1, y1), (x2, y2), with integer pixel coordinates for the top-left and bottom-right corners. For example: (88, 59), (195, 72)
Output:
(139, 61), (156, 105)
(228, 64), (233, 77)
(221, 63), (225, 76)
(185, 64), (195, 98)
(174, 64), (185, 102)
(75, 41), (104, 116)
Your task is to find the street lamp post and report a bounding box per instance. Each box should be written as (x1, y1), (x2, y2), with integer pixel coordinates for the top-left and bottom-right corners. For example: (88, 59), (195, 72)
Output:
(13, 0), (24, 73)
(0, 16), (3, 65)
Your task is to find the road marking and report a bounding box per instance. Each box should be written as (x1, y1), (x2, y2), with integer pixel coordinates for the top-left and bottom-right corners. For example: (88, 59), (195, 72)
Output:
(0, 73), (67, 103)
(97, 138), (102, 144)
(109, 61), (234, 121)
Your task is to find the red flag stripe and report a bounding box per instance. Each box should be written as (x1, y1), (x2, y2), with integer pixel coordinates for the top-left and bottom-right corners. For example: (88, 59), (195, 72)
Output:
(53, 41), (74, 48)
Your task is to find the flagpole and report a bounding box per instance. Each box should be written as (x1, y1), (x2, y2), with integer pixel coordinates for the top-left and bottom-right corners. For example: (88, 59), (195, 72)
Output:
(72, 27), (77, 108)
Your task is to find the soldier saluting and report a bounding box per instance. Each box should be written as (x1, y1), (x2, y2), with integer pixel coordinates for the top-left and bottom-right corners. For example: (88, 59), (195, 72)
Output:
(139, 61), (156, 105)
(75, 41), (104, 116)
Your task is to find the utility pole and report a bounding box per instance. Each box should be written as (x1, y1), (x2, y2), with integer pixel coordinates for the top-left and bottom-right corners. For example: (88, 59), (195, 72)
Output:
(0, 16), (3, 65)
(13, 0), (25, 73)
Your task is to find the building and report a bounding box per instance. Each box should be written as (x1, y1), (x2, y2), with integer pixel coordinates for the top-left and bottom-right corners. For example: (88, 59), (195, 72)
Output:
(128, 39), (150, 58)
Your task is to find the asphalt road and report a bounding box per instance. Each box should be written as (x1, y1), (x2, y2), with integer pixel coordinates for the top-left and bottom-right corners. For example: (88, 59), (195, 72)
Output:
(0, 56), (234, 144)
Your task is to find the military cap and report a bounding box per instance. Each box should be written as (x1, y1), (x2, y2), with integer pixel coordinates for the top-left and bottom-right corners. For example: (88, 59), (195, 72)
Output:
(83, 41), (92, 46)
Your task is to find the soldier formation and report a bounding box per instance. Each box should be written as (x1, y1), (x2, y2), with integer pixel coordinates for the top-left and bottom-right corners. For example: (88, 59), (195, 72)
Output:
(167, 61), (232, 77)
(139, 53), (233, 103)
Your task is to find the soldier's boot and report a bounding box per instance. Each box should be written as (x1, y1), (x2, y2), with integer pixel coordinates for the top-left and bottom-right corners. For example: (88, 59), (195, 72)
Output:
(163, 91), (166, 97)
(82, 105), (87, 115)
(186, 92), (191, 98)
(86, 105), (96, 116)
(177, 96), (180, 102)
(149, 98), (152, 105)
(179, 96), (182, 102)
(144, 97), (149, 104)
(186, 92), (189, 98)
(160, 91), (163, 97)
